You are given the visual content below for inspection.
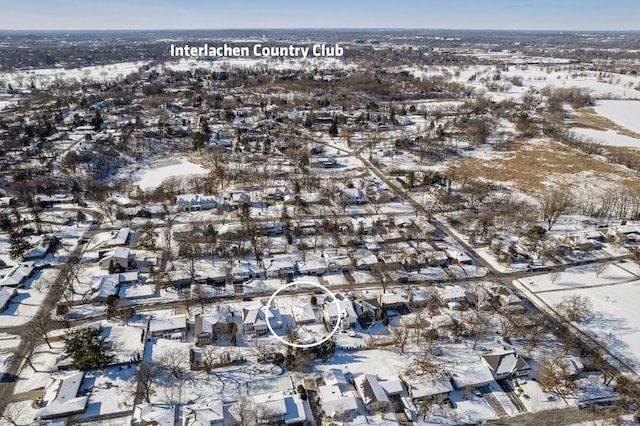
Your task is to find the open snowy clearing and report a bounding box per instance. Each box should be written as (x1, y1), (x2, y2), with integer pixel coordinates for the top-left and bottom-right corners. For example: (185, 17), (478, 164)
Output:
(133, 158), (209, 190)
(594, 100), (640, 135)
(515, 265), (640, 374)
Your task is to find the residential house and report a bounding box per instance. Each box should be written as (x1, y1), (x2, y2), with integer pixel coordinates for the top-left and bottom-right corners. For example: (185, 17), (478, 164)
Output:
(489, 285), (525, 312)
(183, 401), (224, 426)
(242, 305), (282, 335)
(353, 374), (390, 413)
(436, 285), (470, 309)
(400, 370), (453, 403)
(297, 258), (329, 276)
(176, 194), (218, 212)
(323, 293), (358, 330)
(353, 298), (382, 327)
(309, 156), (337, 168)
(252, 391), (307, 425)
(0, 287), (18, 311)
(451, 363), (494, 390)
(481, 348), (531, 380)
(291, 303), (316, 325)
(138, 403), (175, 426)
(104, 227), (131, 247)
(318, 384), (358, 420)
(37, 371), (88, 420)
(149, 315), (188, 341)
(266, 186), (293, 202)
(341, 188), (368, 204)
(91, 272), (139, 302)
(98, 247), (131, 271)
(264, 256), (297, 279)
(0, 261), (36, 288)
(194, 312), (232, 345)
(378, 292), (408, 312)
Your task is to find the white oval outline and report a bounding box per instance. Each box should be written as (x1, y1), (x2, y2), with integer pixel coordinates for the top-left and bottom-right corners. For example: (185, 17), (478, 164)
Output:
(265, 280), (342, 349)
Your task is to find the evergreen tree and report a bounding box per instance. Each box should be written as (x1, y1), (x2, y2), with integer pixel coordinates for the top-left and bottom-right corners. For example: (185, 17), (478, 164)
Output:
(9, 231), (31, 260)
(63, 327), (112, 370)
(137, 221), (158, 250)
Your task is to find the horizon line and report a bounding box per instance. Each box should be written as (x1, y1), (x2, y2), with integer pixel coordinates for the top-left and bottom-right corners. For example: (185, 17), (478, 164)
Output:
(1, 27), (639, 33)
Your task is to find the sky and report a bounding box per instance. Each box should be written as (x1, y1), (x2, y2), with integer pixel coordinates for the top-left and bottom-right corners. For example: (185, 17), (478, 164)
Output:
(0, 0), (638, 32)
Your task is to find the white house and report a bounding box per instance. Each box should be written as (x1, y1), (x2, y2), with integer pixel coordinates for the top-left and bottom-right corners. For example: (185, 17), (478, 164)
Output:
(400, 370), (453, 402)
(98, 247), (131, 271)
(318, 385), (359, 420)
(481, 348), (531, 380)
(341, 188), (368, 204)
(104, 227), (131, 247)
(451, 363), (494, 390)
(436, 285), (470, 307)
(242, 305), (282, 335)
(183, 401), (224, 426)
(324, 293), (358, 330)
(0, 287), (18, 311)
(149, 314), (188, 341)
(37, 371), (88, 420)
(176, 194), (218, 212)
(292, 302), (316, 325)
(0, 261), (36, 288)
(353, 374), (390, 412)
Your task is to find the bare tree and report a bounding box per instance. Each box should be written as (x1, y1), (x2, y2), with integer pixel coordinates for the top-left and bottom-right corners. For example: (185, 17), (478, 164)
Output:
(390, 326), (410, 353)
(233, 393), (257, 426)
(540, 188), (574, 231)
(556, 295), (592, 322)
(30, 314), (53, 349)
(158, 347), (187, 380)
(594, 261), (607, 278)
(135, 361), (162, 403)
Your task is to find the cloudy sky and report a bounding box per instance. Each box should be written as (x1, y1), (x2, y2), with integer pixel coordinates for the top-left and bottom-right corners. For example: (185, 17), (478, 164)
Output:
(0, 0), (637, 31)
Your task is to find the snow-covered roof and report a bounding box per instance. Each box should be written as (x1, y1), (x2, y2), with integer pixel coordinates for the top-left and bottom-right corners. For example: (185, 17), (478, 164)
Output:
(0, 261), (35, 287)
(482, 349), (529, 377)
(184, 400), (224, 425)
(354, 374), (390, 407)
(149, 314), (187, 333)
(325, 295), (357, 320)
(176, 193), (217, 204)
(292, 303), (316, 324)
(437, 285), (468, 302)
(198, 312), (229, 334)
(253, 392), (287, 418)
(318, 385), (359, 417)
(105, 228), (130, 247)
(451, 363), (494, 389)
(0, 287), (16, 310)
(380, 379), (404, 395)
(139, 403), (175, 426)
(400, 370), (453, 400)
(37, 371), (88, 420)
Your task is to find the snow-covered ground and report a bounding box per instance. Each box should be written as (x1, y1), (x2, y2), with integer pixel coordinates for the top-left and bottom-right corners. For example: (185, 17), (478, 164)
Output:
(571, 127), (640, 148)
(133, 158), (210, 190)
(515, 264), (640, 375)
(594, 100), (640, 135)
(0, 61), (149, 89)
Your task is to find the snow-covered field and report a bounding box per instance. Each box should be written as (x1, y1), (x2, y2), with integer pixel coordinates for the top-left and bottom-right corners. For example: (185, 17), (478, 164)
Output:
(515, 264), (640, 375)
(571, 127), (640, 148)
(133, 158), (209, 190)
(0, 61), (148, 89)
(594, 100), (640, 135)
